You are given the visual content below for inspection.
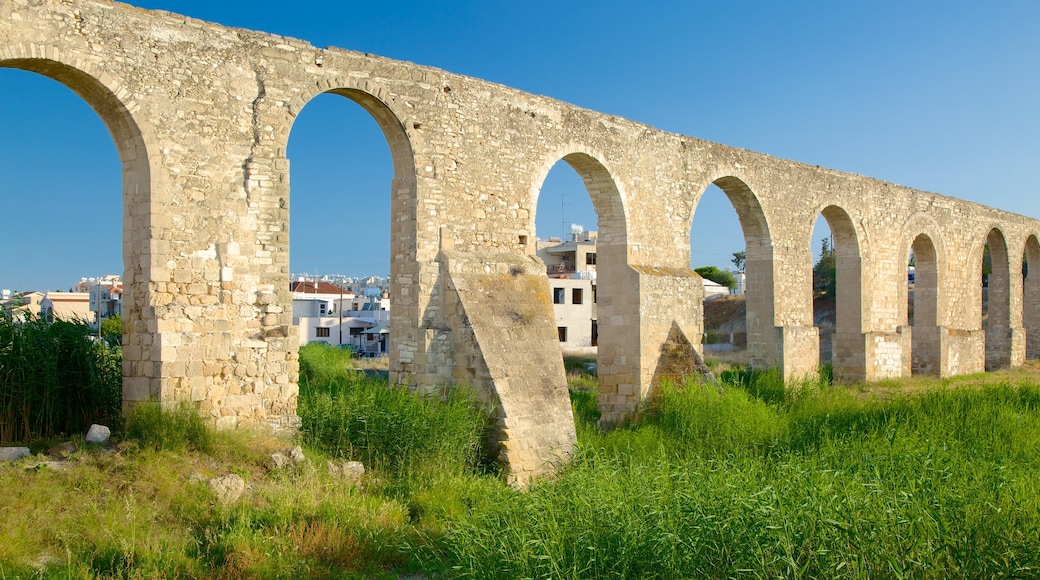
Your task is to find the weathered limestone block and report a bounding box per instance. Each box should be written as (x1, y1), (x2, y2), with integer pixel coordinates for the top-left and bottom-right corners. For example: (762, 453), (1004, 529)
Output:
(439, 250), (576, 486)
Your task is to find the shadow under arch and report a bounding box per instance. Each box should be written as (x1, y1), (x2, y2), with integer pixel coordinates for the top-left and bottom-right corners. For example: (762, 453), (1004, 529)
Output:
(813, 204), (865, 379)
(2, 55), (154, 403)
(1025, 234), (1040, 359)
(980, 227), (1012, 370)
(284, 84), (417, 383)
(693, 175), (776, 369)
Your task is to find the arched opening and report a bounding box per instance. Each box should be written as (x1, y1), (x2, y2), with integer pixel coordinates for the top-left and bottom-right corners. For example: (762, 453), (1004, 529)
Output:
(689, 184), (746, 364)
(531, 151), (627, 422)
(0, 57), (151, 421)
(286, 89), (407, 361)
(908, 234), (940, 374)
(983, 228), (1011, 370)
(691, 177), (774, 369)
(1023, 235), (1040, 360)
(534, 161), (599, 357)
(0, 70), (121, 292)
(809, 207), (862, 377)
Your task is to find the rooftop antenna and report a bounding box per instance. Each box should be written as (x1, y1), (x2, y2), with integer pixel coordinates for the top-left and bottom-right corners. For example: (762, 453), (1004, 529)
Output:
(561, 191), (571, 241)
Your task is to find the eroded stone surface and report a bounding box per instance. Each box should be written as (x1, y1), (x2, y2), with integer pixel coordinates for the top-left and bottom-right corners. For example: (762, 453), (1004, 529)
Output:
(0, 448), (31, 462)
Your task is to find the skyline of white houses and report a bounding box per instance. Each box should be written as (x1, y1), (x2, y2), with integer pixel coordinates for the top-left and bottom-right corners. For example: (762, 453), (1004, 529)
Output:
(3, 256), (746, 354)
(291, 279), (390, 355)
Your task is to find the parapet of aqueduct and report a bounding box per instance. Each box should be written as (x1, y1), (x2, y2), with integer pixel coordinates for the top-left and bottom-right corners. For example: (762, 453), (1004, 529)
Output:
(4, 0), (1040, 483)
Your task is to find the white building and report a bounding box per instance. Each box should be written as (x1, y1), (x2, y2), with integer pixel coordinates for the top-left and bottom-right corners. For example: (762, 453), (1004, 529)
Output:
(73, 275), (125, 325)
(537, 229), (598, 354)
(1, 290), (44, 321)
(41, 292), (94, 324)
(703, 278), (730, 300)
(291, 279), (390, 355)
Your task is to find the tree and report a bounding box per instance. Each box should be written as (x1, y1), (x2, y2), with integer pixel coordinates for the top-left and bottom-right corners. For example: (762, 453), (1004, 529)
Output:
(100, 314), (122, 345)
(813, 237), (836, 299)
(731, 251), (746, 272)
(695, 266), (737, 290)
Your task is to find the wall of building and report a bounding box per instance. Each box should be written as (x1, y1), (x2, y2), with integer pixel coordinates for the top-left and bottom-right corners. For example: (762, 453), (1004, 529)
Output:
(547, 277), (596, 350)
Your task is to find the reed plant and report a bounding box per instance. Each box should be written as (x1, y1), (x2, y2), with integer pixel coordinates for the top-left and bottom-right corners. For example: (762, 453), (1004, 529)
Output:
(0, 313), (122, 444)
(297, 342), (492, 477)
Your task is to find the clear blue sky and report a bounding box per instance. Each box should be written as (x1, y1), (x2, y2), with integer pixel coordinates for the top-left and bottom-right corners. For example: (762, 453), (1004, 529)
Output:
(2, 1), (1038, 291)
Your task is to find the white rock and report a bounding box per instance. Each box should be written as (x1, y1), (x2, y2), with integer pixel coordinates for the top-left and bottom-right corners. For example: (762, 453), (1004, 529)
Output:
(85, 424), (111, 444)
(328, 460), (365, 481)
(0, 447), (31, 462)
(208, 474), (246, 505)
(270, 452), (291, 469)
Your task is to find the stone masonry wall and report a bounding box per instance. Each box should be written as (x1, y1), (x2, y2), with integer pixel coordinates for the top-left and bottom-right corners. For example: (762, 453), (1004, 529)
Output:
(4, 0), (1040, 476)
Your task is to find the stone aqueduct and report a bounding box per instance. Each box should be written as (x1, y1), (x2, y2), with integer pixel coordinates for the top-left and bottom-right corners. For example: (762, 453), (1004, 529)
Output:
(4, 0), (1040, 482)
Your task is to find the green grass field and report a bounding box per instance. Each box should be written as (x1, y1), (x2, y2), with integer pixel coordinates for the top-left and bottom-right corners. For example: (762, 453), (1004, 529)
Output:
(3, 337), (1040, 578)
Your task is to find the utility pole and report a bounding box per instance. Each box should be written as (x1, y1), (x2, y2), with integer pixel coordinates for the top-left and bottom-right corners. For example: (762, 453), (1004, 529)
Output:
(96, 277), (102, 339)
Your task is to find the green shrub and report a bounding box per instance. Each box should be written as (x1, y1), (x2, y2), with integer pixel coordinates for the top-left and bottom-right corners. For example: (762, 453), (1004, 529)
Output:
(569, 374), (600, 430)
(297, 340), (355, 386)
(123, 402), (213, 453)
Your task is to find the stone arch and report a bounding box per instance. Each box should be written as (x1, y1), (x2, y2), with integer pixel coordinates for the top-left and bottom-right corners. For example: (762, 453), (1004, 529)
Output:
(528, 147), (629, 417)
(981, 226), (1012, 370)
(1025, 234), (1040, 359)
(897, 214), (947, 325)
(526, 149), (628, 348)
(527, 146), (629, 251)
(283, 82), (417, 384)
(285, 81), (416, 186)
(1, 52), (155, 404)
(692, 175), (775, 368)
(812, 204), (865, 378)
(904, 230), (942, 375)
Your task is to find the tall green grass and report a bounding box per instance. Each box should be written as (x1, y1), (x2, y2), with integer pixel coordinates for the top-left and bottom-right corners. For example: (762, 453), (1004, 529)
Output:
(297, 342), (492, 477)
(123, 402), (213, 453)
(419, 373), (1040, 578)
(0, 313), (122, 444)
(6, 334), (1040, 578)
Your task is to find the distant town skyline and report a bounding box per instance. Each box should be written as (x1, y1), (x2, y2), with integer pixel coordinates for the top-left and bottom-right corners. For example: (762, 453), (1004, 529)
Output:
(3, 1), (1038, 291)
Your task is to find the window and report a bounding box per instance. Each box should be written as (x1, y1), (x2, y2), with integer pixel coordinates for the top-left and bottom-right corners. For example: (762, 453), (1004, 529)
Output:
(315, 327), (330, 338)
(586, 252), (597, 265)
(593, 284), (597, 303)
(319, 302), (328, 316)
(558, 326), (567, 342)
(553, 287), (565, 304)
(572, 288), (583, 304)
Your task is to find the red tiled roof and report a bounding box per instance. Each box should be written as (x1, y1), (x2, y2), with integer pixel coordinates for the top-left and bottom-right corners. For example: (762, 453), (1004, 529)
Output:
(290, 280), (347, 294)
